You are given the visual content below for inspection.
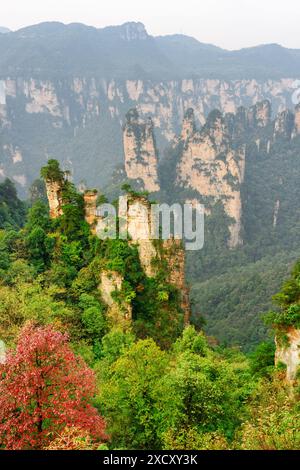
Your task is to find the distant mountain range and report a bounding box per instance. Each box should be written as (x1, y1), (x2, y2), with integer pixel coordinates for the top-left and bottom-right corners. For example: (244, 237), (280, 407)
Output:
(0, 21), (300, 79)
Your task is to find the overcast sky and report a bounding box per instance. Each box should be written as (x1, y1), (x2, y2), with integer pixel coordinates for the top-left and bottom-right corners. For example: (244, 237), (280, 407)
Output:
(2, 0), (299, 50)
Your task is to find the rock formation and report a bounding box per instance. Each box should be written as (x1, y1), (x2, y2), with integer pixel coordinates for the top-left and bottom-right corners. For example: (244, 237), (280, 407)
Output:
(176, 109), (245, 248)
(1, 77), (300, 193)
(45, 180), (63, 219)
(81, 191), (191, 325)
(275, 327), (300, 383)
(83, 190), (98, 230)
(119, 194), (158, 277)
(123, 109), (160, 192)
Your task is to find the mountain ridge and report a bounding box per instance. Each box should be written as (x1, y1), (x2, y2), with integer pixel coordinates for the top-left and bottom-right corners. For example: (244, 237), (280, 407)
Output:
(1, 21), (300, 79)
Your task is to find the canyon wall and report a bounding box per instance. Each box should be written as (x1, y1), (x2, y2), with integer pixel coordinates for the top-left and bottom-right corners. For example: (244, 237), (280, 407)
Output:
(0, 77), (299, 193)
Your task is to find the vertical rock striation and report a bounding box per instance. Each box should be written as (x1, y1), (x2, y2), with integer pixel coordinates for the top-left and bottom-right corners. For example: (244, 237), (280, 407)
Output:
(45, 180), (63, 219)
(176, 108), (246, 248)
(123, 109), (160, 192)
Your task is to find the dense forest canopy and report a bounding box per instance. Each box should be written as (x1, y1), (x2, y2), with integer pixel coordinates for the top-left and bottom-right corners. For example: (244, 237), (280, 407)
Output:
(0, 163), (299, 450)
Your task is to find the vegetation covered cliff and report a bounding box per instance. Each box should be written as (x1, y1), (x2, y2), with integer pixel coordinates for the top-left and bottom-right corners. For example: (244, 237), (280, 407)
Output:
(0, 160), (299, 450)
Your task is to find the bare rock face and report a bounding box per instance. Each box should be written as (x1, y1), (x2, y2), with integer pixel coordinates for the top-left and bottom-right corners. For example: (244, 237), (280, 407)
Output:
(120, 194), (190, 320)
(45, 180), (63, 219)
(83, 190), (98, 230)
(177, 109), (245, 248)
(123, 109), (160, 192)
(1, 77), (300, 193)
(119, 194), (158, 277)
(275, 327), (300, 382)
(273, 110), (295, 140)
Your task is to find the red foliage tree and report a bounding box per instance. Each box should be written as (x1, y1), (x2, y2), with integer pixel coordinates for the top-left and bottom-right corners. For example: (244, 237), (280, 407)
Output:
(0, 322), (106, 449)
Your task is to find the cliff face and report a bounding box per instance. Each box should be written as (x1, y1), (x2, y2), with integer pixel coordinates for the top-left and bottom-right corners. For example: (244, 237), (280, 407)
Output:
(119, 194), (158, 277)
(0, 77), (299, 194)
(123, 110), (160, 192)
(176, 109), (246, 247)
(275, 328), (300, 382)
(81, 192), (191, 325)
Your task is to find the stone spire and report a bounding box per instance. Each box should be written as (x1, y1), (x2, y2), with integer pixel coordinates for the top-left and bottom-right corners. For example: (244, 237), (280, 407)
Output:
(123, 109), (160, 192)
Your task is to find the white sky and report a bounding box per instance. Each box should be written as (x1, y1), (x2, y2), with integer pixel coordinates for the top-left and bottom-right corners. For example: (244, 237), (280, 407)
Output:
(1, 0), (299, 50)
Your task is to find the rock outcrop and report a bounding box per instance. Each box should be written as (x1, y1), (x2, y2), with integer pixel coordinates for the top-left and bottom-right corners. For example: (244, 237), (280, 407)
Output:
(83, 190), (98, 229)
(123, 109), (160, 192)
(82, 191), (191, 324)
(119, 194), (158, 277)
(176, 109), (245, 248)
(275, 327), (300, 382)
(45, 180), (63, 219)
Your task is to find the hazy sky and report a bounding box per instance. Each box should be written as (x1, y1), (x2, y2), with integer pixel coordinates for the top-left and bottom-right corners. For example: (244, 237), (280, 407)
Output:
(2, 0), (299, 50)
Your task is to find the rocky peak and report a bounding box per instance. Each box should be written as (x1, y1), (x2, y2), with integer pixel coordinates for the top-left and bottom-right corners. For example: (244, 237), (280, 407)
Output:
(119, 22), (149, 41)
(123, 109), (160, 192)
(45, 180), (63, 219)
(176, 108), (246, 248)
